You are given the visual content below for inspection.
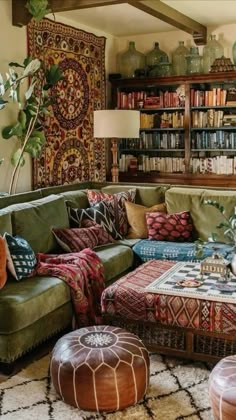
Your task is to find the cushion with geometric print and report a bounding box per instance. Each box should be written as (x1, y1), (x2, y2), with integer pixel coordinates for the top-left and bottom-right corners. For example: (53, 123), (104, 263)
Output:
(146, 211), (194, 242)
(87, 189), (136, 237)
(67, 201), (122, 240)
(4, 233), (37, 280)
(0, 235), (7, 289)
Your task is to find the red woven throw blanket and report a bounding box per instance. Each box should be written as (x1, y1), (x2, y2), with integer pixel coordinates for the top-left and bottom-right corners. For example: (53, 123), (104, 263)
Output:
(36, 248), (105, 327)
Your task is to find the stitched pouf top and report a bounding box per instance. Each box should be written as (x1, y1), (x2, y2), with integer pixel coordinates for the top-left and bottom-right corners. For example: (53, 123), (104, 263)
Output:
(50, 325), (150, 412)
(209, 355), (236, 420)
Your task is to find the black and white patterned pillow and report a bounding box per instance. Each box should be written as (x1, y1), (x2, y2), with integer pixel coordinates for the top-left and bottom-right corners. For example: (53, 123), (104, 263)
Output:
(67, 202), (122, 240)
(4, 233), (37, 281)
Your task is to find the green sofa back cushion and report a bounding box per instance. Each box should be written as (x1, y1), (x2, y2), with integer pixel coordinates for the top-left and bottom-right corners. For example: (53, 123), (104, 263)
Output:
(0, 190), (42, 209)
(2, 195), (69, 253)
(101, 184), (168, 207)
(165, 187), (236, 242)
(0, 212), (12, 235)
(59, 190), (89, 209)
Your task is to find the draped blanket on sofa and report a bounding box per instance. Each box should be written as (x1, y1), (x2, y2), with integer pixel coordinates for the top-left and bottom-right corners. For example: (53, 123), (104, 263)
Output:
(36, 249), (105, 327)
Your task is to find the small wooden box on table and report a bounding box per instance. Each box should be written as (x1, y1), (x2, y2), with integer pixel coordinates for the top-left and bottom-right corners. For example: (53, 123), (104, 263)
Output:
(101, 260), (236, 363)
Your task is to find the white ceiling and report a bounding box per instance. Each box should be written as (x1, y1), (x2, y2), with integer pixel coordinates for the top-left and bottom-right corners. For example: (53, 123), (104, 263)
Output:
(57, 1), (236, 37)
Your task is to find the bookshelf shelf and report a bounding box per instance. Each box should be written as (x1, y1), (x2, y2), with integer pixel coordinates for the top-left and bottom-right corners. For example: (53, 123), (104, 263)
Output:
(110, 72), (236, 186)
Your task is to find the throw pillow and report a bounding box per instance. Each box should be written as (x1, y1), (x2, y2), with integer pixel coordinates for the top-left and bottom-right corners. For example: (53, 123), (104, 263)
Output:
(125, 201), (167, 239)
(52, 227), (99, 252)
(67, 201), (122, 239)
(4, 233), (37, 280)
(87, 189), (136, 237)
(146, 211), (194, 242)
(80, 219), (115, 245)
(0, 235), (7, 289)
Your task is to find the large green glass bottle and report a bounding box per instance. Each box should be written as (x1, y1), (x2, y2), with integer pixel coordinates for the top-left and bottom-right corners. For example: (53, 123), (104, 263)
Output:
(119, 41), (145, 78)
(203, 35), (224, 73)
(146, 42), (168, 67)
(172, 41), (189, 76)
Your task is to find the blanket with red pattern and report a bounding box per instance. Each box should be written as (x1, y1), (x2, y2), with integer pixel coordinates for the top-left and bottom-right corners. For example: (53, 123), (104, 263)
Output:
(36, 248), (105, 327)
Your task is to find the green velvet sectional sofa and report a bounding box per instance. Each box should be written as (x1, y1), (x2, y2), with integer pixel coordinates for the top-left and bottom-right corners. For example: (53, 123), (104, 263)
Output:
(0, 180), (235, 367)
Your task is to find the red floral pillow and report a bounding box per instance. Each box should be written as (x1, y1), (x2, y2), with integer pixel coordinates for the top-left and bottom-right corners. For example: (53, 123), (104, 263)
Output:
(146, 211), (194, 242)
(87, 189), (136, 237)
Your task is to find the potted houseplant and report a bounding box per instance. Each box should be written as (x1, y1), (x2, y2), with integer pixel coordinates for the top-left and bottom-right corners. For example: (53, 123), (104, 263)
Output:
(0, 57), (63, 194)
(196, 200), (236, 274)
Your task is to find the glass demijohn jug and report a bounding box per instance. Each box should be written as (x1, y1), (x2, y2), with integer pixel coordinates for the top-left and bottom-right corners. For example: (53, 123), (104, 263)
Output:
(146, 42), (168, 67)
(119, 41), (145, 78)
(172, 41), (189, 76)
(203, 35), (224, 74)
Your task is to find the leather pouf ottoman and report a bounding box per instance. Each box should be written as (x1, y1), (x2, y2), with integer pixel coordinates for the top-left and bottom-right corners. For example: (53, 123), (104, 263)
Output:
(209, 355), (236, 420)
(50, 325), (150, 412)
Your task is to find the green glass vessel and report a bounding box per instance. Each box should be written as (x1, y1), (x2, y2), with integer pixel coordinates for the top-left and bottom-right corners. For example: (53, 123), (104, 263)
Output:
(172, 41), (189, 76)
(146, 42), (168, 67)
(119, 41), (145, 78)
(186, 47), (202, 74)
(203, 35), (224, 73)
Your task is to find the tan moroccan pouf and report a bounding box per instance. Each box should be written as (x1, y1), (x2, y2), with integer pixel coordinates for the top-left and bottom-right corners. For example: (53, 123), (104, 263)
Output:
(50, 325), (150, 412)
(209, 355), (236, 420)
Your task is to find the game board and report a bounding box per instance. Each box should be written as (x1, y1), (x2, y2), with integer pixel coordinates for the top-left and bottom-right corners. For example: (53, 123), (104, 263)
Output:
(146, 261), (236, 303)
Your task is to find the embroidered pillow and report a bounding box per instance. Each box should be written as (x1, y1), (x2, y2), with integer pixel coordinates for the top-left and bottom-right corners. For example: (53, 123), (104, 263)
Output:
(0, 235), (7, 289)
(52, 227), (99, 252)
(67, 201), (121, 239)
(87, 189), (136, 237)
(80, 219), (115, 245)
(125, 201), (167, 239)
(146, 211), (194, 242)
(4, 233), (37, 280)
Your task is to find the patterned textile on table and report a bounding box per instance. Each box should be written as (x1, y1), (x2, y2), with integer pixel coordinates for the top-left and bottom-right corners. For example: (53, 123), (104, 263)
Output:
(101, 259), (236, 335)
(27, 18), (106, 188)
(132, 240), (233, 263)
(36, 248), (105, 327)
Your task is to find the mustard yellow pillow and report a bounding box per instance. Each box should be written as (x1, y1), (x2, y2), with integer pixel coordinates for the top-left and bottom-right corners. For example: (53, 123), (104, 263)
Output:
(125, 201), (166, 239)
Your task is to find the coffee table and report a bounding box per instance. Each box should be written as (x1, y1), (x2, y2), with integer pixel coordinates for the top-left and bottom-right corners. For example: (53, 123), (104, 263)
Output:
(101, 260), (236, 363)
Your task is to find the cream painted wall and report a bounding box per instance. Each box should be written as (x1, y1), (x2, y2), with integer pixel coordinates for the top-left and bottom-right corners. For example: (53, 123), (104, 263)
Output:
(0, 0), (116, 193)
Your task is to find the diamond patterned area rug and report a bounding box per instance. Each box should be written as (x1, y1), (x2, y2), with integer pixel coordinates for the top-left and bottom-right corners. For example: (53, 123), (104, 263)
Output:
(0, 353), (213, 419)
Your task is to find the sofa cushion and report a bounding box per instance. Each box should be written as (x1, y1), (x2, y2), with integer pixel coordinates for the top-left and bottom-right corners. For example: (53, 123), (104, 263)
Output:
(68, 202), (121, 239)
(125, 201), (166, 239)
(59, 190), (89, 209)
(146, 211), (194, 242)
(52, 227), (100, 252)
(4, 233), (37, 281)
(165, 187), (236, 242)
(87, 189), (136, 237)
(0, 212), (12, 235)
(1, 195), (69, 253)
(0, 235), (7, 289)
(101, 184), (168, 207)
(0, 275), (71, 334)
(95, 244), (134, 283)
(133, 240), (233, 263)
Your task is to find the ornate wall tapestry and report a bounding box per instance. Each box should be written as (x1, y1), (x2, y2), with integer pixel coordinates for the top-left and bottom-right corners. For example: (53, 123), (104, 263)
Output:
(27, 18), (106, 188)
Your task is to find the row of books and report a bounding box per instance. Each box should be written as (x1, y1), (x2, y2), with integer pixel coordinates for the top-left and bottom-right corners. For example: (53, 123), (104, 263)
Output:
(119, 132), (184, 150)
(190, 156), (236, 175)
(191, 131), (236, 149)
(119, 154), (236, 174)
(119, 154), (185, 173)
(140, 111), (184, 129)
(191, 110), (224, 128)
(117, 90), (184, 109)
(190, 88), (227, 107)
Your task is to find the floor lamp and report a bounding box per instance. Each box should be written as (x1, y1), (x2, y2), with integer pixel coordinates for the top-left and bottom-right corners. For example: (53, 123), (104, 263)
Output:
(93, 110), (140, 182)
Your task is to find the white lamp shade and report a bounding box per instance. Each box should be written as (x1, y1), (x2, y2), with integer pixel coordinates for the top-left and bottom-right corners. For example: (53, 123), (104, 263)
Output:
(94, 110), (140, 138)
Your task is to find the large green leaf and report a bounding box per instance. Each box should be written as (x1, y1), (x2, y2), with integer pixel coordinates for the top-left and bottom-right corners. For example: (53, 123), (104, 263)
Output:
(25, 81), (37, 101)
(25, 0), (51, 22)
(9, 62), (24, 68)
(44, 65), (63, 89)
(11, 149), (25, 167)
(30, 130), (46, 145)
(18, 110), (27, 129)
(2, 123), (23, 139)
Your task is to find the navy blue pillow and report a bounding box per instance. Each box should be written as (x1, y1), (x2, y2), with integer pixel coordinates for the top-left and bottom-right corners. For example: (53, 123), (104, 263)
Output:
(67, 201), (122, 240)
(4, 233), (37, 280)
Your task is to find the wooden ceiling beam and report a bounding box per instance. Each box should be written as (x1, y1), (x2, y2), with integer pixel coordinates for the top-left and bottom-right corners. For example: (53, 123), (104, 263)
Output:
(12, 0), (127, 27)
(128, 0), (207, 45)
